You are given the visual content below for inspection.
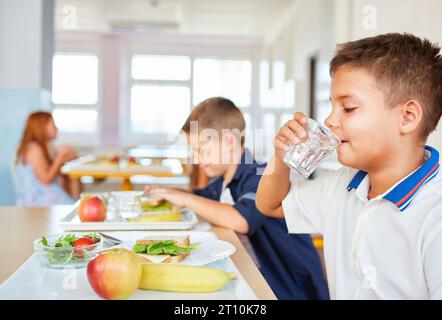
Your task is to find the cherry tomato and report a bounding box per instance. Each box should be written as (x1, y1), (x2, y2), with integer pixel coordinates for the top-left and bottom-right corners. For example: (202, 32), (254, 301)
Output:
(73, 237), (96, 258)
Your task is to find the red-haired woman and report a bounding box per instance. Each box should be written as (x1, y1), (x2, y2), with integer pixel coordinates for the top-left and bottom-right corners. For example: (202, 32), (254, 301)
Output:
(14, 111), (79, 206)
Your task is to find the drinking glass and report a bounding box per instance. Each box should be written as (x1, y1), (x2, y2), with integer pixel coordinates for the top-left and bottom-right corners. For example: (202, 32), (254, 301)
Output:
(283, 117), (341, 178)
(110, 191), (143, 220)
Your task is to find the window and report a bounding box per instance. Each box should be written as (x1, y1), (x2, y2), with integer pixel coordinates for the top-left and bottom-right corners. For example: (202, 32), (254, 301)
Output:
(130, 85), (190, 134)
(128, 54), (253, 143)
(263, 113), (276, 132)
(52, 53), (99, 136)
(260, 60), (294, 110)
(243, 113), (252, 131)
(193, 59), (252, 107)
(52, 54), (98, 104)
(52, 108), (98, 133)
(259, 59), (296, 159)
(129, 55), (192, 141)
(280, 113), (294, 127)
(131, 55), (191, 81)
(53, 36), (259, 149)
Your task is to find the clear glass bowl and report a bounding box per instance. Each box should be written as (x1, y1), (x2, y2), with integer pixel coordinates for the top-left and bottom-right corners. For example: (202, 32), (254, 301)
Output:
(33, 233), (102, 269)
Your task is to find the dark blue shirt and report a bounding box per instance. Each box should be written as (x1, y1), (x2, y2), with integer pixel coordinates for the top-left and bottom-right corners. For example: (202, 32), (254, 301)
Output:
(194, 149), (330, 300)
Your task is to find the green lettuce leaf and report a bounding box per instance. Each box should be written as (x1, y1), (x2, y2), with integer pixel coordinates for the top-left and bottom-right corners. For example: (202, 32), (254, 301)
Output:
(141, 201), (173, 212)
(132, 240), (199, 256)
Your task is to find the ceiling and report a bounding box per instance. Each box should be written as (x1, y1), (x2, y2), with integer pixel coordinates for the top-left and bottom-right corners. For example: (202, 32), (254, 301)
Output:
(55, 0), (296, 38)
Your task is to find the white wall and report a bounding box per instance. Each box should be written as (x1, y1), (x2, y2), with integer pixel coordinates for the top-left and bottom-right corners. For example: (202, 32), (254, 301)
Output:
(0, 0), (54, 90)
(351, 0), (442, 150)
(0, 0), (54, 204)
(351, 0), (442, 41)
(265, 0), (322, 115)
(264, 0), (352, 115)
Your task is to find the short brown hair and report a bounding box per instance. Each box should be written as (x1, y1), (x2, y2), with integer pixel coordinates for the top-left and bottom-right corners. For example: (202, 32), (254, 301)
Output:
(182, 97), (246, 145)
(330, 33), (442, 139)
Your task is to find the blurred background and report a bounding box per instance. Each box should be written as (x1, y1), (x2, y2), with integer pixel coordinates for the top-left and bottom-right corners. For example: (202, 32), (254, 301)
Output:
(1, 0), (442, 205)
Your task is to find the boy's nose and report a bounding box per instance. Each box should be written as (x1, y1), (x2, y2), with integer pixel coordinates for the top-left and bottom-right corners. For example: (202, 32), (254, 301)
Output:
(324, 114), (339, 130)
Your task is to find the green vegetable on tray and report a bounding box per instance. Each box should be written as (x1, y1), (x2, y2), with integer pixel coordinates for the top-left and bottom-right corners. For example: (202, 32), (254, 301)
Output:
(132, 240), (199, 256)
(141, 200), (173, 212)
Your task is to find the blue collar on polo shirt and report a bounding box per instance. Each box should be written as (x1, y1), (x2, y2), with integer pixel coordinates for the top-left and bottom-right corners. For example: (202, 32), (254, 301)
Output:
(347, 145), (440, 211)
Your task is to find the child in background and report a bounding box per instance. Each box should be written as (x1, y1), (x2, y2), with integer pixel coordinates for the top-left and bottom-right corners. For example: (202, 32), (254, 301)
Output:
(257, 33), (442, 299)
(146, 97), (329, 300)
(15, 111), (79, 206)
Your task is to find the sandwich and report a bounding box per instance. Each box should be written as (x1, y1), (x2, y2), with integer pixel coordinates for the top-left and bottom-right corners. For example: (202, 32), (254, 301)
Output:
(141, 199), (174, 212)
(132, 235), (196, 264)
(129, 199), (182, 222)
(129, 210), (181, 222)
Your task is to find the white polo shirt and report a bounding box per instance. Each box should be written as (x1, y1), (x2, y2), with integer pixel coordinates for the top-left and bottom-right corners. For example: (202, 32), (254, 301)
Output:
(282, 145), (442, 300)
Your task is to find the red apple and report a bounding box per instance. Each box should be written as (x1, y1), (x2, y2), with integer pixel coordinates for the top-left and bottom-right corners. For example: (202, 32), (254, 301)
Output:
(78, 196), (106, 222)
(87, 248), (142, 300)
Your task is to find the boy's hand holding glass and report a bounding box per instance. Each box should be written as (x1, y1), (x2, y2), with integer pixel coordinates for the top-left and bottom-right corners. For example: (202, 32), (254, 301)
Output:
(275, 112), (341, 178)
(274, 112), (310, 161)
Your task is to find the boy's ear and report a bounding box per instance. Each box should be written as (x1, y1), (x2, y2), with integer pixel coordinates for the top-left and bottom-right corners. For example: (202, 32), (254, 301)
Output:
(399, 99), (423, 136)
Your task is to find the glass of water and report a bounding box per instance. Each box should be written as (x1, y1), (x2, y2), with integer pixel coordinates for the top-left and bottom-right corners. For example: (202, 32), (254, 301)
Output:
(110, 191), (143, 220)
(283, 117), (341, 178)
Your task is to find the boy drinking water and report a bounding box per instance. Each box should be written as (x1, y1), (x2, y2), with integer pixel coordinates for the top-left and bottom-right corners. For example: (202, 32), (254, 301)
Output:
(257, 33), (442, 299)
(146, 97), (329, 300)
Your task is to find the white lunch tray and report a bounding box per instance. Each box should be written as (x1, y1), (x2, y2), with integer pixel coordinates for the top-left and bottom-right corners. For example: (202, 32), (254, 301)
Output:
(59, 207), (199, 231)
(0, 231), (258, 300)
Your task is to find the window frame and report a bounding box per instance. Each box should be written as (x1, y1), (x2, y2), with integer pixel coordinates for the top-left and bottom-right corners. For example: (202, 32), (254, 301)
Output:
(52, 34), (102, 146)
(53, 32), (263, 148)
(124, 43), (261, 147)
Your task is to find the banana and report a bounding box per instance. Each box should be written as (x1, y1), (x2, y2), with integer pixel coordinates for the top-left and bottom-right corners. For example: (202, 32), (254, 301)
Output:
(138, 264), (236, 293)
(129, 210), (181, 222)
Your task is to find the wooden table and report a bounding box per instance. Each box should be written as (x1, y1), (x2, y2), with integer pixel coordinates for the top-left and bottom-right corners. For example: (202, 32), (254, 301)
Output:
(61, 156), (188, 191)
(0, 206), (276, 300)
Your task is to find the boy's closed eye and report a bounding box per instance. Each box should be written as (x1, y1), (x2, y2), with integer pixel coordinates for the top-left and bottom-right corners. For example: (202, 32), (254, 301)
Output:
(343, 107), (357, 113)
(342, 104), (358, 113)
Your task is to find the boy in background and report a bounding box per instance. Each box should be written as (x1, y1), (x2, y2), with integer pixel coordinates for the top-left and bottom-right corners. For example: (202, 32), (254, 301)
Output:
(146, 97), (329, 300)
